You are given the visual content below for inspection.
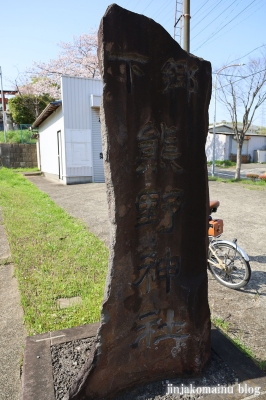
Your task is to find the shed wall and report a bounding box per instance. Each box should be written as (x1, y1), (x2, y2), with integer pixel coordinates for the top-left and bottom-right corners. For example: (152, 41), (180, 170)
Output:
(39, 107), (63, 176)
(61, 76), (103, 130)
(61, 76), (104, 182)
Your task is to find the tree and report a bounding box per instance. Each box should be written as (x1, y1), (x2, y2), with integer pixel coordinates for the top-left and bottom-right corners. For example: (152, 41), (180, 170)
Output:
(218, 55), (266, 179)
(8, 94), (54, 125)
(24, 31), (99, 97)
(17, 77), (61, 99)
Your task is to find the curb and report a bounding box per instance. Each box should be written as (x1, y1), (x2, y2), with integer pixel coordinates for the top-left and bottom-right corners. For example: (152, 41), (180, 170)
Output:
(21, 325), (266, 400)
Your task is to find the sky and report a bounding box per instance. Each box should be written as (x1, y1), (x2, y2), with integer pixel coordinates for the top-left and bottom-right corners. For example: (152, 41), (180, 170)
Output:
(2, 0), (266, 124)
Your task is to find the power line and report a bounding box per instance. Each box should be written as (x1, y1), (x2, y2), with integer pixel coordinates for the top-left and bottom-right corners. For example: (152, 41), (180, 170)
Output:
(132, 0), (143, 11)
(191, 0), (239, 39)
(152, 0), (173, 20)
(193, 0), (211, 18)
(193, 0), (265, 52)
(217, 68), (266, 90)
(229, 44), (266, 64)
(141, 0), (154, 14)
(193, 0), (260, 52)
(191, 0), (224, 32)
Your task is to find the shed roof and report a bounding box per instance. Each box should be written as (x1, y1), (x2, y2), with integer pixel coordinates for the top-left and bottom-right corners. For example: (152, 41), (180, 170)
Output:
(31, 100), (62, 128)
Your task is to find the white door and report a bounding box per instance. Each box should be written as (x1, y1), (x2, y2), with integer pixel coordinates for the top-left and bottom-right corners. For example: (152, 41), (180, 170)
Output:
(57, 130), (63, 180)
(92, 108), (105, 182)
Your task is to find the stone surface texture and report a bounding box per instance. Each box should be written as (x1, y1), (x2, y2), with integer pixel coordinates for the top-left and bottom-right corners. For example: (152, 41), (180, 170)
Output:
(0, 143), (37, 168)
(67, 4), (212, 400)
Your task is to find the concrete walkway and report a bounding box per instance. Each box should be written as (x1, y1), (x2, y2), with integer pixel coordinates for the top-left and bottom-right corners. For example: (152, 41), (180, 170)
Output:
(0, 210), (26, 400)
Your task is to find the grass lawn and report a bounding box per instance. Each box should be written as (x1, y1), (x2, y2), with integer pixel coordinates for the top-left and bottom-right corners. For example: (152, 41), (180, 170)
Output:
(208, 175), (266, 189)
(0, 168), (108, 335)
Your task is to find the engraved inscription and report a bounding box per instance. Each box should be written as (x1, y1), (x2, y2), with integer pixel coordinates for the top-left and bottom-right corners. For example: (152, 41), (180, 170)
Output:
(135, 188), (183, 232)
(133, 248), (157, 293)
(157, 248), (180, 293)
(133, 247), (180, 293)
(156, 188), (183, 233)
(136, 122), (182, 174)
(108, 52), (149, 93)
(162, 59), (186, 91)
(131, 309), (189, 351)
(162, 58), (198, 97)
(135, 189), (160, 227)
(160, 123), (182, 173)
(131, 310), (159, 348)
(136, 122), (159, 173)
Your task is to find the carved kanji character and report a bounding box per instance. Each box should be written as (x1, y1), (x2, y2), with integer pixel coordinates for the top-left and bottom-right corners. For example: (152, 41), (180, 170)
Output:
(162, 59), (187, 92)
(131, 310), (159, 348)
(187, 65), (198, 94)
(135, 188), (160, 227)
(157, 248), (181, 293)
(136, 122), (159, 173)
(160, 122), (182, 173)
(156, 189), (183, 233)
(154, 309), (189, 354)
(132, 248), (157, 293)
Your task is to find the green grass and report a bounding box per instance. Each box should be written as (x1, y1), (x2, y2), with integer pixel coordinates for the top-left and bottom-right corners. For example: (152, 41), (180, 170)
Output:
(208, 175), (266, 189)
(207, 160), (236, 168)
(212, 317), (266, 372)
(0, 130), (36, 144)
(0, 168), (108, 335)
(211, 317), (229, 332)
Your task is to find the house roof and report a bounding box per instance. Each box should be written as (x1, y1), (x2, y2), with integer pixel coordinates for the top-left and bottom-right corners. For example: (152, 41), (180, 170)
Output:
(31, 100), (62, 128)
(208, 123), (266, 137)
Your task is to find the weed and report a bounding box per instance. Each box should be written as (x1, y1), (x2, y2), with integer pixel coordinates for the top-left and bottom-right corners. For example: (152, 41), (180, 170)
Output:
(212, 317), (229, 332)
(0, 130), (36, 144)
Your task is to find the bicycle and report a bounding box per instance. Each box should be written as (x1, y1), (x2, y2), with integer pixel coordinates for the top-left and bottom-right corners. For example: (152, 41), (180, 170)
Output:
(207, 200), (251, 289)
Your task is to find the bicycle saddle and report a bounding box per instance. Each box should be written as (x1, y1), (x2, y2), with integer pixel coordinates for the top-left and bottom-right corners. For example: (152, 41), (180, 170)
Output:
(209, 200), (220, 213)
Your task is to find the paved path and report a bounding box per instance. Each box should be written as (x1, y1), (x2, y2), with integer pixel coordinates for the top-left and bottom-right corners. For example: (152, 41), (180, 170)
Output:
(208, 162), (266, 179)
(0, 210), (26, 400)
(27, 176), (266, 364)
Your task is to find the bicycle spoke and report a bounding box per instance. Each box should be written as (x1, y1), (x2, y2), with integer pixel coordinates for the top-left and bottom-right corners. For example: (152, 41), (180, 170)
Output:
(208, 242), (251, 289)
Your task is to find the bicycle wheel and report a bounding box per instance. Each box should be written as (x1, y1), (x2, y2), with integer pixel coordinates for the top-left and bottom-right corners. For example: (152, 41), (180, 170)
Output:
(208, 242), (251, 289)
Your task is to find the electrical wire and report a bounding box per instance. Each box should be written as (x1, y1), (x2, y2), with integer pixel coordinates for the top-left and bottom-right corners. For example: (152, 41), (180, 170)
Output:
(229, 44), (266, 64)
(151, 0), (173, 20)
(191, 0), (239, 38)
(192, 0), (211, 18)
(141, 0), (154, 14)
(217, 68), (266, 90)
(191, 0), (224, 32)
(193, 0), (260, 52)
(193, 0), (265, 52)
(132, 0), (144, 11)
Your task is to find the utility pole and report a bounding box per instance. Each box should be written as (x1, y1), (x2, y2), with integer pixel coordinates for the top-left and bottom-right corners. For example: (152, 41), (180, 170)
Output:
(0, 66), (7, 142)
(174, 0), (183, 45)
(183, 0), (190, 52)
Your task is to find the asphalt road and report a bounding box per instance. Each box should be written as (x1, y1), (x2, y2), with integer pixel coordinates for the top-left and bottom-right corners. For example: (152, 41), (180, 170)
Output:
(208, 163), (266, 179)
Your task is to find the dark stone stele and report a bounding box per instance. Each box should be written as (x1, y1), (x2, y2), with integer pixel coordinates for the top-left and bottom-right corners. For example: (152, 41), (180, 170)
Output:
(66, 4), (212, 400)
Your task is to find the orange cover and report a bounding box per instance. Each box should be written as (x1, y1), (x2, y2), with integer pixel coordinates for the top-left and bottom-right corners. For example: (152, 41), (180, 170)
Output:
(208, 219), (223, 236)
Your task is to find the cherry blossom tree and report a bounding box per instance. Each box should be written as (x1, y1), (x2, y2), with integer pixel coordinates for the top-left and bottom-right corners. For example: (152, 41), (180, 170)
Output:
(25, 31), (99, 97)
(16, 77), (61, 99)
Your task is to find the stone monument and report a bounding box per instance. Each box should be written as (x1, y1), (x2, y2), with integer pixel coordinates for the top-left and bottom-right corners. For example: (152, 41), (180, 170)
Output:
(67, 4), (212, 399)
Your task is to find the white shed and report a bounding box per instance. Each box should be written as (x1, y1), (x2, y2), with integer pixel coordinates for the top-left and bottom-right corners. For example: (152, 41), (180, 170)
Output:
(205, 124), (266, 162)
(32, 76), (104, 184)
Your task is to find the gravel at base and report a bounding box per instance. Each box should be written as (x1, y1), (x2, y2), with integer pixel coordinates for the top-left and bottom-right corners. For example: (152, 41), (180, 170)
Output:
(51, 337), (238, 400)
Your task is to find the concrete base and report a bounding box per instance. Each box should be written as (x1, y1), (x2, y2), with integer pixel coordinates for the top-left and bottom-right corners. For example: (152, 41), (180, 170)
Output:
(42, 172), (93, 185)
(21, 324), (266, 400)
